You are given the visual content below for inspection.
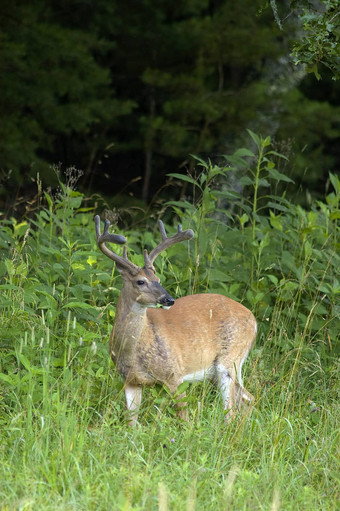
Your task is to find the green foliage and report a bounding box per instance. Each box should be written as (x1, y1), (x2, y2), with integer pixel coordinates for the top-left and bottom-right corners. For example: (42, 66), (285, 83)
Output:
(0, 177), (123, 420)
(0, 0), (134, 184)
(291, 0), (340, 80)
(166, 130), (339, 360)
(3, 0), (339, 207)
(0, 146), (339, 508)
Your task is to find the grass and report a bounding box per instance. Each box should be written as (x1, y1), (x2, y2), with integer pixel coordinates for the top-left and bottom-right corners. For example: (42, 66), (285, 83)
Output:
(0, 353), (338, 510)
(0, 278), (338, 510)
(0, 154), (339, 509)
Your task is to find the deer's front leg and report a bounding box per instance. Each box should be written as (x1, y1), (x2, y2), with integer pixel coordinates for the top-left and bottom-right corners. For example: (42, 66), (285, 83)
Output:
(175, 390), (189, 420)
(124, 383), (142, 426)
(168, 383), (189, 421)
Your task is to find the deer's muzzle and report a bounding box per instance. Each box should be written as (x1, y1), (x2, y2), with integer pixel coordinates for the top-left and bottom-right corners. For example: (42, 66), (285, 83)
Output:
(152, 282), (175, 307)
(159, 295), (175, 307)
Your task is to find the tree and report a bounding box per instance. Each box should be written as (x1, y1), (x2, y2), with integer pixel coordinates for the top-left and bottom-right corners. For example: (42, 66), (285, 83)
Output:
(0, 0), (133, 188)
(0, 0), (339, 207)
(105, 0), (285, 200)
(270, 0), (340, 79)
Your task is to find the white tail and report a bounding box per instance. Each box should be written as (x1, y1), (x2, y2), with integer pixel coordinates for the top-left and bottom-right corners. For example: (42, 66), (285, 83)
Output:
(95, 216), (256, 425)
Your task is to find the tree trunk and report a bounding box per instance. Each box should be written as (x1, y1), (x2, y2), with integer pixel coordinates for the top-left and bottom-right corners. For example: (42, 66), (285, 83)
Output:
(142, 147), (152, 202)
(142, 89), (156, 202)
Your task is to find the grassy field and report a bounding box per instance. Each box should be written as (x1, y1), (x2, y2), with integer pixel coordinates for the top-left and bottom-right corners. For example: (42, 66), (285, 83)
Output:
(0, 309), (338, 510)
(0, 152), (339, 510)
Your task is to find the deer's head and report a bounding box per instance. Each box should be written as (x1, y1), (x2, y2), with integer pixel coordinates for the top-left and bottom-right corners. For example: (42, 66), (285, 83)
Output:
(94, 216), (194, 309)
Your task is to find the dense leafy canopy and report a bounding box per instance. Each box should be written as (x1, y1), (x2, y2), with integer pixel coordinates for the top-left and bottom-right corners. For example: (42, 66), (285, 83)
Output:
(290, 0), (340, 79)
(0, 0), (339, 206)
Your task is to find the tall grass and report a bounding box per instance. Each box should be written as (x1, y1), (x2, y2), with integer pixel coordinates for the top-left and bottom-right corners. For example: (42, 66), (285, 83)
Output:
(0, 136), (339, 509)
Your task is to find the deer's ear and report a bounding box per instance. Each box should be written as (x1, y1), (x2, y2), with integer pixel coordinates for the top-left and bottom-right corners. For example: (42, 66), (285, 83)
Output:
(116, 264), (140, 277)
(115, 263), (126, 274)
(143, 255), (156, 274)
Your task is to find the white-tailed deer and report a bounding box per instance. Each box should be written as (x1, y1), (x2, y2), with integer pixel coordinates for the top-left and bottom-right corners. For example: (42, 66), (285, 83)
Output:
(95, 216), (256, 425)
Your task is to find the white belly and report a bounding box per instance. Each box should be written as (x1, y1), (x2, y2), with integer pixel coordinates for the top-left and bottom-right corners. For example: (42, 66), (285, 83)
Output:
(182, 366), (215, 382)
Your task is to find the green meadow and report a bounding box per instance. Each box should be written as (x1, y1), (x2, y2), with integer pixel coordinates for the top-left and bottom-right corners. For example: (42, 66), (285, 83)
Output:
(1, 135), (339, 510)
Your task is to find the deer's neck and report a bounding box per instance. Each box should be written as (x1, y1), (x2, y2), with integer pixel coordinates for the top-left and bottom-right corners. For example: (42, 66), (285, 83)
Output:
(110, 293), (148, 376)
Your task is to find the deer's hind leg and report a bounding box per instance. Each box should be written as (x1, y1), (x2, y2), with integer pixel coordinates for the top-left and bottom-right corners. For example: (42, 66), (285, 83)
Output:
(216, 363), (237, 421)
(235, 381), (254, 416)
(216, 360), (254, 421)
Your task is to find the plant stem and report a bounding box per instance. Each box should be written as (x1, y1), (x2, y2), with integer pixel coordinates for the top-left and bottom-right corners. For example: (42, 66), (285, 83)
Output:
(251, 140), (265, 288)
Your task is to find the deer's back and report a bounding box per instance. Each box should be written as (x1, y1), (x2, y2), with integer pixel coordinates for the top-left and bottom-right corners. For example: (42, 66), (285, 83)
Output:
(146, 293), (256, 375)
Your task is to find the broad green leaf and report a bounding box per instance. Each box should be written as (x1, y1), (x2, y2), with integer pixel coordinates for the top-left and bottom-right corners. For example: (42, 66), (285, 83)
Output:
(266, 201), (290, 213)
(167, 173), (199, 187)
(306, 63), (321, 80)
(86, 256), (97, 266)
(189, 154), (209, 168)
(165, 200), (196, 212)
(72, 263), (86, 270)
(77, 207), (96, 212)
(282, 250), (298, 273)
(266, 168), (294, 183)
(267, 274), (278, 285)
(18, 353), (32, 372)
(238, 213), (249, 227)
(175, 381), (190, 395)
(246, 129), (261, 149)
(208, 268), (230, 282)
(234, 148), (256, 158)
(329, 172), (339, 194)
(198, 226), (209, 259)
(304, 240), (312, 258)
(43, 191), (53, 208)
(258, 178), (270, 187)
(240, 176), (254, 186)
(330, 211), (340, 220)
(223, 154), (249, 169)
(266, 160), (275, 169)
(0, 373), (15, 385)
(13, 222), (29, 236)
(266, 150), (289, 161)
(62, 302), (99, 310)
(269, 211), (283, 231)
(200, 173), (207, 185)
(69, 190), (83, 198)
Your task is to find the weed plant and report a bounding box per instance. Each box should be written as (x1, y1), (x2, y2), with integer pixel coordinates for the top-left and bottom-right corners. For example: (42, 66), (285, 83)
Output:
(0, 134), (339, 510)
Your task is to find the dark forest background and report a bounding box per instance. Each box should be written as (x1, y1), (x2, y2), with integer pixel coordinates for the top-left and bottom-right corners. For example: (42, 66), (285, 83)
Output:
(1, 0), (339, 214)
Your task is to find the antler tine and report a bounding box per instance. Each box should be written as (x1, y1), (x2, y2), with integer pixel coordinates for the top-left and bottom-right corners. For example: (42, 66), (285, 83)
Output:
(94, 215), (140, 274)
(95, 216), (126, 245)
(158, 219), (167, 240)
(145, 220), (194, 268)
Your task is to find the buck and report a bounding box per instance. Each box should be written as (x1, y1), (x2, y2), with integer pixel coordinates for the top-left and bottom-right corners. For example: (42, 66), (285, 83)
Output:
(95, 215), (256, 425)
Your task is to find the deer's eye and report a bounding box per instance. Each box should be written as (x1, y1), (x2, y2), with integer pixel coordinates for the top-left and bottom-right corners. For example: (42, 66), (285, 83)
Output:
(136, 280), (145, 286)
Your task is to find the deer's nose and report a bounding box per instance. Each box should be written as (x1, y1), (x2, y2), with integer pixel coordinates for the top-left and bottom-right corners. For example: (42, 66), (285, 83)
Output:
(159, 294), (175, 307)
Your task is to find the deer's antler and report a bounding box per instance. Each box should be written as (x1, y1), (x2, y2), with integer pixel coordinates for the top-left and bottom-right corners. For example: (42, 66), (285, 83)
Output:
(144, 220), (194, 270)
(94, 215), (140, 275)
